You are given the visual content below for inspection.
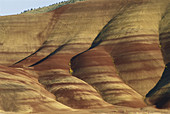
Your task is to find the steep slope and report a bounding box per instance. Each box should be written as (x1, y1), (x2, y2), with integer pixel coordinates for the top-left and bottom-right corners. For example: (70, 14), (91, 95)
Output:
(0, 13), (52, 66)
(145, 3), (170, 108)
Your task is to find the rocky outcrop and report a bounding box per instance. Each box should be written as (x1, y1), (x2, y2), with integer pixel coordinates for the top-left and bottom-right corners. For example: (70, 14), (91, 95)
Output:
(0, 0), (170, 113)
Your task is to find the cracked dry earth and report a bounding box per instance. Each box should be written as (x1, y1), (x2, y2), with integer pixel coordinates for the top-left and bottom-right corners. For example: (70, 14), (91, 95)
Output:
(0, 0), (170, 113)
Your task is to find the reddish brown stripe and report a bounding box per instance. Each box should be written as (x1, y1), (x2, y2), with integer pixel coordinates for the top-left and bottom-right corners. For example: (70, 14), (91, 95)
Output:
(0, 88), (38, 92)
(74, 72), (119, 77)
(101, 89), (132, 93)
(45, 82), (88, 87)
(160, 36), (170, 40)
(92, 81), (123, 85)
(160, 32), (170, 36)
(102, 39), (158, 45)
(111, 50), (161, 58)
(67, 43), (91, 46)
(73, 65), (115, 69)
(103, 91), (131, 96)
(0, 52), (32, 54)
(53, 89), (98, 94)
(102, 34), (159, 42)
(128, 76), (161, 83)
(119, 66), (164, 73)
(0, 77), (40, 86)
(34, 67), (69, 71)
(19, 100), (55, 104)
(114, 58), (163, 65)
(39, 74), (70, 80)
(19, 97), (48, 101)
(78, 74), (119, 80)
(0, 70), (36, 79)
(41, 43), (91, 48)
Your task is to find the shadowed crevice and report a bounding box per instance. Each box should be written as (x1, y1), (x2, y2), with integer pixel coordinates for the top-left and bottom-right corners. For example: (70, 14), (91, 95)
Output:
(29, 43), (67, 67)
(12, 46), (44, 66)
(146, 62), (170, 97)
(70, 2), (129, 62)
(11, 6), (68, 67)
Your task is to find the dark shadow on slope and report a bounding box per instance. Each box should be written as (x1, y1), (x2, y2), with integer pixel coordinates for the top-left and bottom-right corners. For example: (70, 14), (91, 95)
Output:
(146, 62), (170, 97)
(71, 2), (131, 62)
(12, 41), (48, 66)
(12, 46), (44, 66)
(11, 6), (68, 67)
(155, 93), (170, 109)
(29, 43), (67, 67)
(145, 62), (170, 108)
(70, 17), (116, 62)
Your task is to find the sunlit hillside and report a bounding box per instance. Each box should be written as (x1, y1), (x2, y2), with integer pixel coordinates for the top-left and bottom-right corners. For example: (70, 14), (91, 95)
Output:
(0, 0), (170, 113)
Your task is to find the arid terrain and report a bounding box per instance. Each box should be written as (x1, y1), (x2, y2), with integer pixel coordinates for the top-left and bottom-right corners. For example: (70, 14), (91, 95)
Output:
(0, 0), (170, 113)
